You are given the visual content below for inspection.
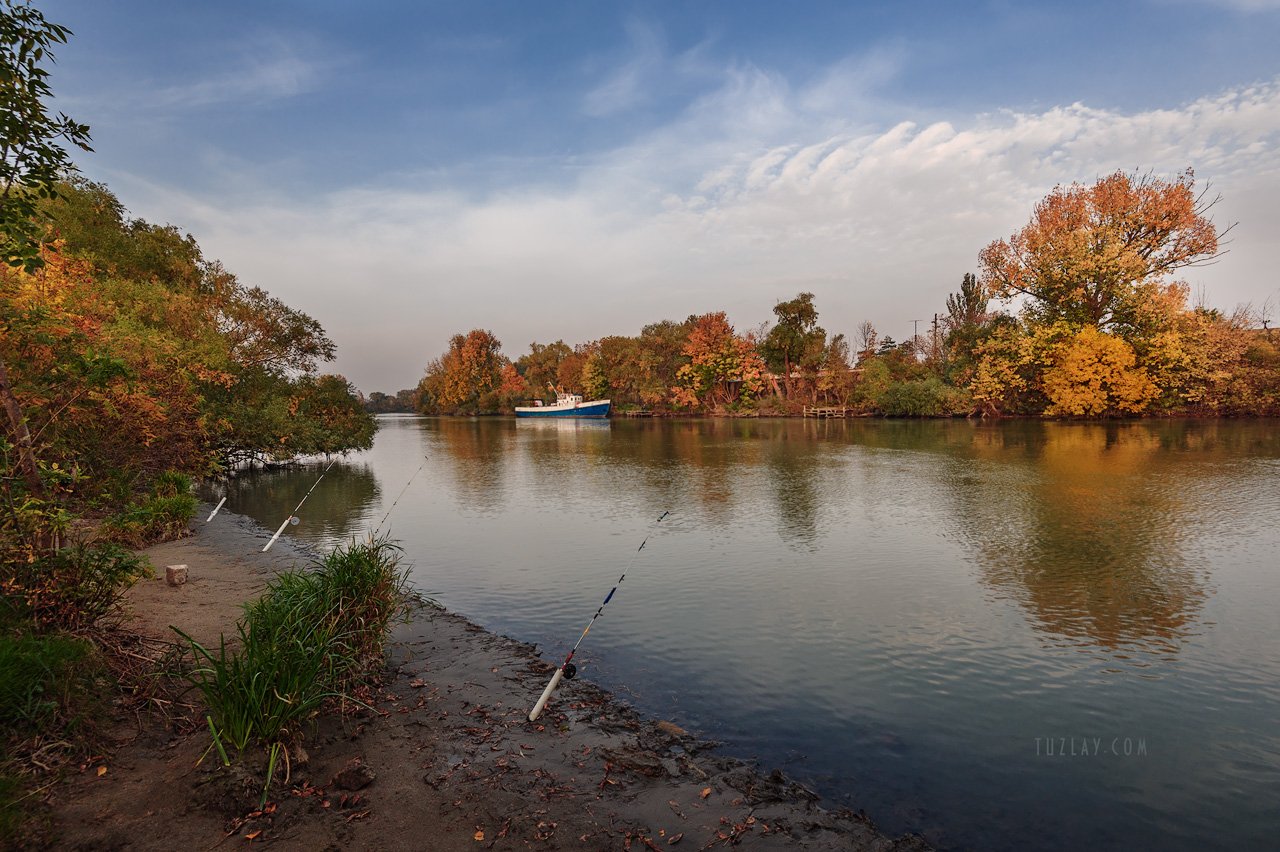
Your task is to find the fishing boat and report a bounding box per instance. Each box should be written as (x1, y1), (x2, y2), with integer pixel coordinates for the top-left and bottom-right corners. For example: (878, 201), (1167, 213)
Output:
(515, 390), (611, 419)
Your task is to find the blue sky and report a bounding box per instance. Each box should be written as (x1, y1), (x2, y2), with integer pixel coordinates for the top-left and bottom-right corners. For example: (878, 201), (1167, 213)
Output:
(43, 0), (1280, 391)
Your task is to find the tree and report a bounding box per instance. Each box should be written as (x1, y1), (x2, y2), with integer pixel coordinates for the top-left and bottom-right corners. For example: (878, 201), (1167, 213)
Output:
(1041, 326), (1157, 416)
(1, 0), (90, 505)
(979, 170), (1221, 332)
(854, 321), (877, 364)
(289, 374), (377, 455)
(515, 340), (571, 399)
(418, 329), (507, 414)
(815, 333), (855, 405)
(1, 0), (92, 271)
(761, 292), (825, 398)
(671, 312), (766, 409)
(943, 272), (993, 382)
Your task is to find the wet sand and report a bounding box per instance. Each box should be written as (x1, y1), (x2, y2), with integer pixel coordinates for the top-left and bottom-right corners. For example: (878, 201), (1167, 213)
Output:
(52, 505), (928, 850)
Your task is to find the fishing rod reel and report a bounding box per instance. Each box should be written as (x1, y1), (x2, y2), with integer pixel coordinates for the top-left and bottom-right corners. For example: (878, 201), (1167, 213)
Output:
(562, 662), (577, 680)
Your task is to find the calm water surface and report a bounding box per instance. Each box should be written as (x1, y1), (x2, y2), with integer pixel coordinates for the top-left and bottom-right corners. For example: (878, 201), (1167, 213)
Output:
(208, 416), (1280, 851)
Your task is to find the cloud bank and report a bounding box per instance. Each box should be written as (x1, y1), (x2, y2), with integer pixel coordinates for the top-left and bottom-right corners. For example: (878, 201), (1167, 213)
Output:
(114, 75), (1280, 392)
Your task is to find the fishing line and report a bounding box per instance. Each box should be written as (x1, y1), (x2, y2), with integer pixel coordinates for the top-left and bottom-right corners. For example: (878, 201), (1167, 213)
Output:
(262, 457), (339, 552)
(529, 510), (671, 722)
(372, 458), (427, 536)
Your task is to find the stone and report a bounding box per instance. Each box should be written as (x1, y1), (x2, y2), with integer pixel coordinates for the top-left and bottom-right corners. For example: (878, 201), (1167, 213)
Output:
(165, 564), (188, 586)
(332, 757), (375, 791)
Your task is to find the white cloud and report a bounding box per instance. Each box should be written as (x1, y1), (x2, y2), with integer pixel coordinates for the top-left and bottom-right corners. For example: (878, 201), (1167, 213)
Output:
(582, 19), (667, 117)
(113, 73), (1280, 392)
(157, 54), (320, 109)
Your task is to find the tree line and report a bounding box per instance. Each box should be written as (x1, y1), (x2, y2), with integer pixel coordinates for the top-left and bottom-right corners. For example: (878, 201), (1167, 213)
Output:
(389, 170), (1277, 419)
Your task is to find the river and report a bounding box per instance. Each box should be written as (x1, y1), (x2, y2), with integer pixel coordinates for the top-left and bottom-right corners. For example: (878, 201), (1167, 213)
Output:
(205, 415), (1280, 851)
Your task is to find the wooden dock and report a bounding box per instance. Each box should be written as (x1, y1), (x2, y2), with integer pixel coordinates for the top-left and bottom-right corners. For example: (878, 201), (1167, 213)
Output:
(803, 406), (849, 418)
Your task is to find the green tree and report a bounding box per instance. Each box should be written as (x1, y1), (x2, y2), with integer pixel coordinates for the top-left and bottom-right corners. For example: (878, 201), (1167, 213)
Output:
(515, 340), (571, 400)
(290, 374), (377, 455)
(761, 292), (826, 399)
(1, 0), (92, 271)
(943, 272), (992, 382)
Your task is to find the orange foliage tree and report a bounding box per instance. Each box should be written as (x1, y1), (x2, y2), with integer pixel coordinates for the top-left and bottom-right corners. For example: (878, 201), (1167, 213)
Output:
(971, 170), (1250, 416)
(671, 312), (766, 409)
(979, 169), (1221, 332)
(418, 329), (509, 414)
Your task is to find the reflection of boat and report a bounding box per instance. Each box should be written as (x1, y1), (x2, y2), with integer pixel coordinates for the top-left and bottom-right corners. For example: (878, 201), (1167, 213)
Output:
(515, 391), (610, 418)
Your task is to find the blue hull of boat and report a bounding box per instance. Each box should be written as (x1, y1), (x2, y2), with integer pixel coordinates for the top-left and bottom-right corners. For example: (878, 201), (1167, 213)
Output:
(515, 400), (611, 418)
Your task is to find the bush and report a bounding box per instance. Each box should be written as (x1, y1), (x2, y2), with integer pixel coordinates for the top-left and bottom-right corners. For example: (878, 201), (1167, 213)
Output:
(99, 470), (196, 547)
(0, 632), (106, 737)
(876, 377), (971, 417)
(5, 543), (150, 632)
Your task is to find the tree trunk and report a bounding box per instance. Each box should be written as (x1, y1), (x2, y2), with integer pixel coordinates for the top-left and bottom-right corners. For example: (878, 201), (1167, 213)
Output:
(0, 355), (43, 498)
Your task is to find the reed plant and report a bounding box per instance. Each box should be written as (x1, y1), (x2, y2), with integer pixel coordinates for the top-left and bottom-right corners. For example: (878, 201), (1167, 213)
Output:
(177, 534), (408, 803)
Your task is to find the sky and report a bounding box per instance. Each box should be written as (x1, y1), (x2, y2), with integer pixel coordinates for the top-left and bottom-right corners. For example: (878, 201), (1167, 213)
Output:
(40, 0), (1280, 393)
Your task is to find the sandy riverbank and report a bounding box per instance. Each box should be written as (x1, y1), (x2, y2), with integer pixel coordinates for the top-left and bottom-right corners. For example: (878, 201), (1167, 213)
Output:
(51, 505), (928, 851)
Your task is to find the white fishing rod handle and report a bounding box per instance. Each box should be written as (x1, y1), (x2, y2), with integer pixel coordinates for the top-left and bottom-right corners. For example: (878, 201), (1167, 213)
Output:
(528, 667), (565, 722)
(262, 517), (291, 552)
(206, 496), (227, 522)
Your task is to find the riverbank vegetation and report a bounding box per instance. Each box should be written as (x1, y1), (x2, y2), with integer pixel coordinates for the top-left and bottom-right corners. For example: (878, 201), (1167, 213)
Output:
(0, 2), (377, 840)
(400, 170), (1277, 419)
(178, 536), (408, 805)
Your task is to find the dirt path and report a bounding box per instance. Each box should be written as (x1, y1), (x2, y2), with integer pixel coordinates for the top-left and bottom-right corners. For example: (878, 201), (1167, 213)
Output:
(51, 506), (928, 851)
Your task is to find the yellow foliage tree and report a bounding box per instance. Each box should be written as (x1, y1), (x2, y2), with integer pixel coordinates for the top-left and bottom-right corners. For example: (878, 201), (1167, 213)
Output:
(1042, 327), (1157, 416)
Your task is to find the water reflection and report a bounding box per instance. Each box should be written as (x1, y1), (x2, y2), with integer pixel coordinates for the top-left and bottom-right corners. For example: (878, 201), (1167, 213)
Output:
(431, 418), (514, 514)
(205, 459), (381, 543)
(948, 421), (1236, 657)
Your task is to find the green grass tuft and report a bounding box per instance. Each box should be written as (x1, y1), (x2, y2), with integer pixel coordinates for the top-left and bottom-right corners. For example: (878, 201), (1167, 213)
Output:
(176, 534), (408, 803)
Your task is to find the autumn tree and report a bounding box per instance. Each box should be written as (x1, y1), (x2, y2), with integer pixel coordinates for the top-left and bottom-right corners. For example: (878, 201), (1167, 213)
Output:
(515, 340), (571, 400)
(979, 170), (1221, 332)
(970, 170), (1244, 417)
(671, 312), (766, 410)
(1, 0), (90, 504)
(289, 374), (377, 455)
(1041, 326), (1157, 416)
(815, 333), (855, 405)
(418, 329), (508, 414)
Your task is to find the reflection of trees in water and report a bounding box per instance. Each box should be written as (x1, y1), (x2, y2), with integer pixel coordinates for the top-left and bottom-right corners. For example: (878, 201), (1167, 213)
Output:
(947, 421), (1216, 657)
(211, 460), (381, 542)
(432, 418), (514, 513)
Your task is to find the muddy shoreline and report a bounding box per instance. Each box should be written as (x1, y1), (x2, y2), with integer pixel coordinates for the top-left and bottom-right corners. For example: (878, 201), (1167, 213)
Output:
(51, 504), (928, 850)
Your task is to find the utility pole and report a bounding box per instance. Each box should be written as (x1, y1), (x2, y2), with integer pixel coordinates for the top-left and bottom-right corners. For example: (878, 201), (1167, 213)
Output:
(932, 313), (941, 371)
(911, 319), (924, 361)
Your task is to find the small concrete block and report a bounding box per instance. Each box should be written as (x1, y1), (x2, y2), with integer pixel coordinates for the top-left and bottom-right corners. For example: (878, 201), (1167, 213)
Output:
(165, 564), (189, 587)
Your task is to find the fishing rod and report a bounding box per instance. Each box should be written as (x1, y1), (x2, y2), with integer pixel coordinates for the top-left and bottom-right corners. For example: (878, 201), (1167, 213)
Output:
(262, 457), (339, 552)
(372, 458), (427, 536)
(205, 496), (227, 522)
(528, 510), (671, 722)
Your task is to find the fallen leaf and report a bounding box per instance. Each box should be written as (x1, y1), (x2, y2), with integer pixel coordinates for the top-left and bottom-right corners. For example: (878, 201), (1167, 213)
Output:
(699, 787), (711, 799)
(244, 830), (261, 841)
(96, 766), (107, 777)
(668, 832), (683, 845)
(474, 829), (485, 842)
